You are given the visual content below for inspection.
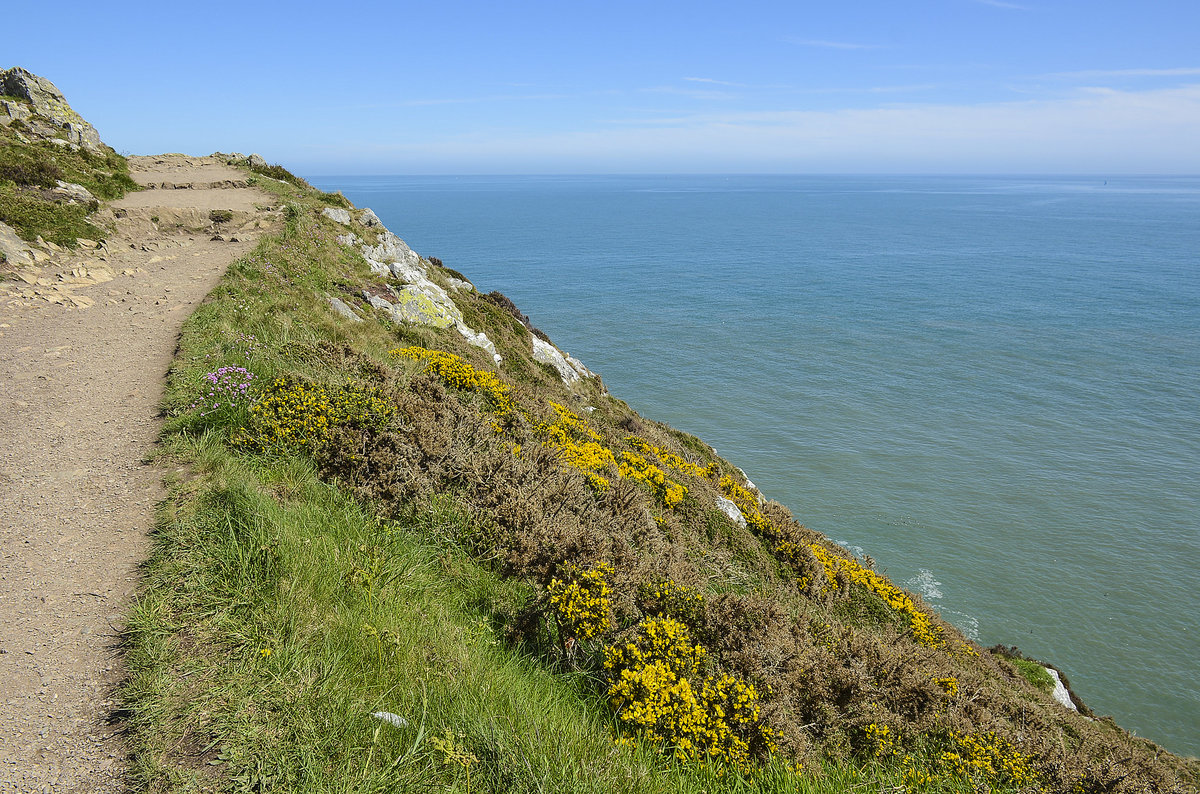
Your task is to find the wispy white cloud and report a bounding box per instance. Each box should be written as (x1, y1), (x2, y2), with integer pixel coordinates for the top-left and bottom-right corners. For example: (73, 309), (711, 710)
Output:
(784, 37), (882, 50)
(641, 85), (737, 101)
(792, 83), (941, 95)
(1045, 67), (1200, 80)
(329, 84), (1200, 173)
(973, 0), (1027, 10)
(683, 77), (745, 87)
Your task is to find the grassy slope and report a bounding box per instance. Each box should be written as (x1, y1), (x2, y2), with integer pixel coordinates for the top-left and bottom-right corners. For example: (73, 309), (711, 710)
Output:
(0, 103), (138, 251)
(124, 168), (1199, 793)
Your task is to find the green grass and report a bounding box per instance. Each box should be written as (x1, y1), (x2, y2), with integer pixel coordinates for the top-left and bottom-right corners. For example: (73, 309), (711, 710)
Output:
(0, 181), (104, 245)
(0, 118), (137, 246)
(1009, 657), (1056, 693)
(129, 434), (978, 793)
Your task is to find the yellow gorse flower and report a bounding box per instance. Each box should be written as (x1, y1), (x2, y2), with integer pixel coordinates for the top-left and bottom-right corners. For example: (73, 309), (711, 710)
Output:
(547, 562), (614, 642)
(536, 402), (617, 492)
(940, 731), (1039, 789)
(624, 436), (716, 479)
(390, 346), (514, 417)
(233, 377), (394, 455)
(603, 616), (777, 772)
(864, 722), (895, 757)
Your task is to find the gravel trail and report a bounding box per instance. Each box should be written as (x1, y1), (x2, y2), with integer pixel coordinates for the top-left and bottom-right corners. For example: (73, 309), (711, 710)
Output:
(0, 156), (277, 792)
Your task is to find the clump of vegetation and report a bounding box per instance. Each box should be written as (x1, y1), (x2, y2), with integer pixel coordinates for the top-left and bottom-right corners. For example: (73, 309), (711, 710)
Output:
(246, 158), (309, 188)
(123, 160), (1200, 794)
(208, 208), (233, 224)
(604, 614), (778, 772)
(0, 115), (137, 245)
(231, 377), (395, 456)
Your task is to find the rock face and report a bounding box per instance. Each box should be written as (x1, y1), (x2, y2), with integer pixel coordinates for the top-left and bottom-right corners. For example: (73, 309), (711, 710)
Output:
(1047, 667), (1078, 712)
(0, 67), (102, 151)
(532, 336), (596, 385)
(326, 209), (502, 365)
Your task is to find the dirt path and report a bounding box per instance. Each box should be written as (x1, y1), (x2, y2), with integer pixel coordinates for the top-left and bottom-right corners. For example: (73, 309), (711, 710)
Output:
(0, 156), (279, 792)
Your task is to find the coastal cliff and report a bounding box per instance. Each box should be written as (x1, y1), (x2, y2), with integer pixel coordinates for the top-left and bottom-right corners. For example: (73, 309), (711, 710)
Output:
(3, 69), (1197, 793)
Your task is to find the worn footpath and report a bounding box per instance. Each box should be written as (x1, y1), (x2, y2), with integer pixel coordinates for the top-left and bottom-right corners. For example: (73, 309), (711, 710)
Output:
(0, 155), (278, 792)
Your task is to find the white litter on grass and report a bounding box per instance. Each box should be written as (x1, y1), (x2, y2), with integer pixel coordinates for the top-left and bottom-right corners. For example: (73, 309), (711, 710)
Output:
(371, 711), (409, 728)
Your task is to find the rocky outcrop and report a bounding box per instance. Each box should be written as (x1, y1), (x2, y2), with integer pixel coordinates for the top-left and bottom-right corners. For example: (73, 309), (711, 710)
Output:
(0, 67), (102, 151)
(52, 181), (97, 205)
(532, 336), (596, 385)
(0, 221), (36, 266)
(326, 209), (502, 365)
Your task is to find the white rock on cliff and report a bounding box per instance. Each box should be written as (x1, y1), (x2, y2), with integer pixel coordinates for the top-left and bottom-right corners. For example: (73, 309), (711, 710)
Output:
(716, 496), (747, 529)
(330, 210), (502, 364)
(532, 337), (596, 386)
(322, 207), (353, 225)
(1046, 667), (1078, 711)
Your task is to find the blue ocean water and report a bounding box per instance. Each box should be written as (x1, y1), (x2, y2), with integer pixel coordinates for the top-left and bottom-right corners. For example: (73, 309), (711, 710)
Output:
(309, 173), (1200, 757)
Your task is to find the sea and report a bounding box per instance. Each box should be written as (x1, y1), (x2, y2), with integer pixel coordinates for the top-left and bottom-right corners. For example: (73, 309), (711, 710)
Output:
(308, 173), (1200, 758)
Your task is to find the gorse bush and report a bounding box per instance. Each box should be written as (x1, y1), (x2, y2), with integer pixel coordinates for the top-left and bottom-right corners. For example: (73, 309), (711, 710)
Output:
(604, 616), (778, 772)
(232, 377), (395, 455)
(536, 401), (617, 492)
(391, 346), (515, 419)
(547, 562), (614, 643)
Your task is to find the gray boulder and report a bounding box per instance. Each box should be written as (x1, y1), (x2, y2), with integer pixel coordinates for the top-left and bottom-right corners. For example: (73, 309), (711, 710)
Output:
(52, 181), (97, 205)
(321, 207), (353, 225)
(716, 496), (748, 529)
(328, 296), (362, 322)
(0, 221), (35, 266)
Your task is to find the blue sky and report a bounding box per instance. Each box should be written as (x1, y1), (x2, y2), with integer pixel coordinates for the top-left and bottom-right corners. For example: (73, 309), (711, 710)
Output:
(7, 1), (1200, 173)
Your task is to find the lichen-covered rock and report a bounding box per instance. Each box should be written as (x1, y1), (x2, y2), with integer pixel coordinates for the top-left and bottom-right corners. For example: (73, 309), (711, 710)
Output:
(0, 68), (102, 151)
(335, 210), (502, 364)
(363, 285), (459, 329)
(322, 207), (353, 225)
